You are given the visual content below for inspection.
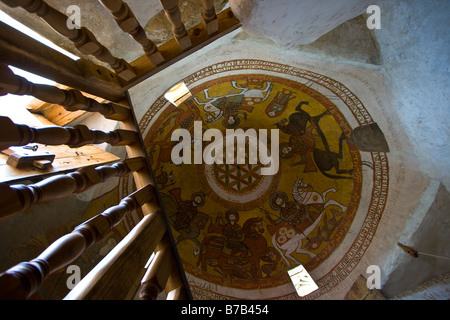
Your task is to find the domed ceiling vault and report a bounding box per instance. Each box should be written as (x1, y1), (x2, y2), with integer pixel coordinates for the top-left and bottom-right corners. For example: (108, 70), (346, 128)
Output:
(127, 59), (392, 299)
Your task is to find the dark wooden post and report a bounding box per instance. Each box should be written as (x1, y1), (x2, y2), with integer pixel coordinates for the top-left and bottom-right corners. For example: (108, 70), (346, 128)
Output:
(201, 0), (218, 34)
(159, 0), (191, 50)
(99, 0), (165, 66)
(0, 157), (146, 221)
(0, 116), (138, 150)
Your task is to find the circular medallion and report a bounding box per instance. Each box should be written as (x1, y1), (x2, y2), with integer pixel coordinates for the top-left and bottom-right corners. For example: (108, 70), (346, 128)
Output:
(130, 60), (389, 299)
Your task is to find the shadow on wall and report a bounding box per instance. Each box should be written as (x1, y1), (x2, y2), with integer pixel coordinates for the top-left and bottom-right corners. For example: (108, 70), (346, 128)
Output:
(380, 183), (450, 299)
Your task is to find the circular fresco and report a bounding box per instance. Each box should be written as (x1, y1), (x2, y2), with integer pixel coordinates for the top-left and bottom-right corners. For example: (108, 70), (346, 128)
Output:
(130, 60), (390, 299)
(140, 70), (362, 291)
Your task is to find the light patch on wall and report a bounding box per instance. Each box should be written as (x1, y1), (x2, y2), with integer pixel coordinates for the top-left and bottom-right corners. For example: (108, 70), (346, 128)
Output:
(164, 82), (192, 107)
(0, 10), (80, 61)
(288, 264), (318, 297)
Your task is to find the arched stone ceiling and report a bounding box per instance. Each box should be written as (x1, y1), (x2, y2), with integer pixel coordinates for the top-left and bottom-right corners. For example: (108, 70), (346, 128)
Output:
(129, 59), (391, 299)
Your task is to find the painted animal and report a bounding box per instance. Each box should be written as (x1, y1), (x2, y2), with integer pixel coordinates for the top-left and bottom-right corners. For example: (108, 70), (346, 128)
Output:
(277, 101), (353, 179)
(270, 209), (325, 266)
(292, 178), (347, 212)
(196, 235), (253, 279)
(193, 80), (273, 128)
(174, 211), (210, 256)
(242, 217), (281, 279)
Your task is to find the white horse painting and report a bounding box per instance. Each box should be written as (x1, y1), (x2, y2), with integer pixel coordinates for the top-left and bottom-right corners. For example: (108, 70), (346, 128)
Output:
(272, 178), (347, 267)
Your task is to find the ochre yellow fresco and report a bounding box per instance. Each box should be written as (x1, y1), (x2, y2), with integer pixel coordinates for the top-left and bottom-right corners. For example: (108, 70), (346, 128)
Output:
(145, 75), (361, 290)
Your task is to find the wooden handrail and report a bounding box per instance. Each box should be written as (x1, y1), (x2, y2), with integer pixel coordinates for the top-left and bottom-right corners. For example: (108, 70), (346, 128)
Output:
(0, 0), (227, 301)
(99, 0), (165, 66)
(159, 0), (191, 51)
(0, 184), (156, 299)
(0, 116), (138, 150)
(1, 0), (136, 81)
(63, 209), (166, 300)
(0, 157), (146, 221)
(117, 103), (192, 300)
(0, 64), (131, 121)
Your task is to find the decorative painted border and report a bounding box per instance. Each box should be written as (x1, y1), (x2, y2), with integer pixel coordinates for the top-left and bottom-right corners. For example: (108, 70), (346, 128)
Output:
(135, 59), (389, 299)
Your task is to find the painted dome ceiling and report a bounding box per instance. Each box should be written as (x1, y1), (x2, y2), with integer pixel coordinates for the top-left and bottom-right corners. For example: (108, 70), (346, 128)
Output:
(128, 60), (390, 299)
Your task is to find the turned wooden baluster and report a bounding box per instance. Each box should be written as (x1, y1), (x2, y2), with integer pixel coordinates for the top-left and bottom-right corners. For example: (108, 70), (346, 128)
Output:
(0, 184), (156, 299)
(201, 0), (218, 34)
(1, 0), (136, 81)
(139, 236), (171, 300)
(0, 157), (146, 221)
(159, 0), (191, 51)
(0, 64), (131, 121)
(99, 0), (164, 66)
(0, 116), (138, 150)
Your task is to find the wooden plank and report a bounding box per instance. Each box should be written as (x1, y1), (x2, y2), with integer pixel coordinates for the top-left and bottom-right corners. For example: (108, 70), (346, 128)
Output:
(0, 144), (119, 183)
(42, 105), (86, 126)
(119, 95), (192, 299)
(64, 212), (166, 300)
(26, 83), (118, 126)
(117, 98), (160, 216)
(0, 21), (126, 102)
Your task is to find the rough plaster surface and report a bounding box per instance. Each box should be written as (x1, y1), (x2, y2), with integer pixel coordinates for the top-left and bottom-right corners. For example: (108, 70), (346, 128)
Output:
(380, 183), (450, 299)
(373, 0), (450, 190)
(229, 0), (373, 47)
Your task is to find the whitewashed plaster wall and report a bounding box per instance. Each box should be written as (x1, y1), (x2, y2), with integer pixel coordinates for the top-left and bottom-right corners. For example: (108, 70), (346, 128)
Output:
(128, 27), (433, 299)
(229, 0), (374, 47)
(372, 0), (450, 191)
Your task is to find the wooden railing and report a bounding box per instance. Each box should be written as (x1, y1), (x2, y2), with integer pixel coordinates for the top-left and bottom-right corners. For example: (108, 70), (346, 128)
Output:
(0, 157), (146, 222)
(0, 63), (131, 121)
(0, 116), (138, 149)
(2, 0), (136, 81)
(0, 184), (156, 299)
(99, 0), (165, 66)
(0, 0), (241, 300)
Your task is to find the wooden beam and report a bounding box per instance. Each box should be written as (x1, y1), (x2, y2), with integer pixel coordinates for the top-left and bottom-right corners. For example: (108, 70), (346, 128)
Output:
(0, 144), (119, 184)
(0, 20), (126, 102)
(63, 211), (166, 300)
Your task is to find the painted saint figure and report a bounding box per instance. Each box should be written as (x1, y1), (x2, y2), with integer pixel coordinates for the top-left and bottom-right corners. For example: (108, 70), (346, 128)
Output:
(209, 209), (247, 257)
